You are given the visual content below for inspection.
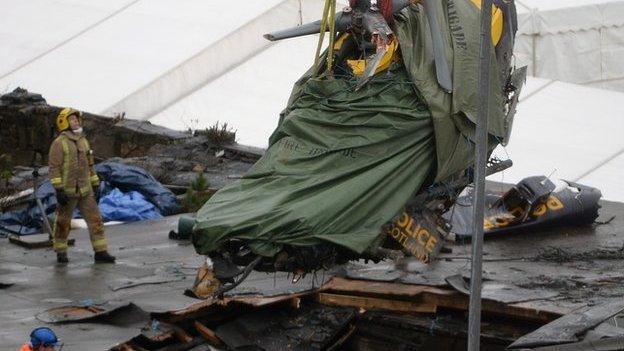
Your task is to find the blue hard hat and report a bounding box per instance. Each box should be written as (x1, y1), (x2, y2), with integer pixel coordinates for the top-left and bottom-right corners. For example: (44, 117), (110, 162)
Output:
(30, 327), (59, 347)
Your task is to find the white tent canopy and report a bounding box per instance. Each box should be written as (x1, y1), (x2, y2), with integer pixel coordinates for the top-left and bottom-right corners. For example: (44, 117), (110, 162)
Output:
(0, 0), (286, 112)
(0, 0), (135, 77)
(4, 0), (624, 119)
(515, 0), (624, 90)
(0, 0), (328, 118)
(150, 35), (319, 147)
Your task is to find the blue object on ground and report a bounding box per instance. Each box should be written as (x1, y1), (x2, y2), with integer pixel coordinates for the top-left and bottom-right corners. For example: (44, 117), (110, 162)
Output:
(98, 188), (162, 222)
(95, 162), (181, 216)
(0, 162), (179, 235)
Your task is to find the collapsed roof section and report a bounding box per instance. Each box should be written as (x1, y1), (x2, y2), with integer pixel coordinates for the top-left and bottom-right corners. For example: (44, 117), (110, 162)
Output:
(2, 200), (623, 350)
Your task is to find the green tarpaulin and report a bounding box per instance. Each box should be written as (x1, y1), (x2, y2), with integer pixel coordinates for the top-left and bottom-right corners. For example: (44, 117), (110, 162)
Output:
(193, 1), (507, 257)
(194, 66), (435, 256)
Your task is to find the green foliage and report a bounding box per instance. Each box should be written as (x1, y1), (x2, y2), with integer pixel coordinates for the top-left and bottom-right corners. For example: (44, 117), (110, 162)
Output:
(183, 171), (214, 213)
(191, 170), (208, 192)
(196, 121), (236, 145)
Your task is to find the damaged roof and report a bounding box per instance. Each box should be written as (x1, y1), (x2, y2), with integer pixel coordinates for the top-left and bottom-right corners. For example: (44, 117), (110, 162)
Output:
(1, 197), (623, 350)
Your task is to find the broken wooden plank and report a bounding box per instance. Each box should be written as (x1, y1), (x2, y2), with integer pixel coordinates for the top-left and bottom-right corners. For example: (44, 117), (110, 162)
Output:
(324, 277), (560, 323)
(316, 292), (437, 314)
(152, 337), (204, 351)
(169, 323), (193, 344)
(166, 291), (314, 323)
(112, 344), (150, 351)
(324, 276), (453, 299)
(141, 322), (176, 344)
(510, 300), (580, 318)
(327, 324), (356, 351)
(194, 321), (222, 346)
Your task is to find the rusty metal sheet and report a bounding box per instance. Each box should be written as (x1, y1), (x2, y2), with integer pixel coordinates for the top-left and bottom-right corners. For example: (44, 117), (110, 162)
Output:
(36, 301), (132, 323)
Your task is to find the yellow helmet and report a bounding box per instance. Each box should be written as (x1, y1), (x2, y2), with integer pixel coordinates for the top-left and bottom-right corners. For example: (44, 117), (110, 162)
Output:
(56, 107), (82, 132)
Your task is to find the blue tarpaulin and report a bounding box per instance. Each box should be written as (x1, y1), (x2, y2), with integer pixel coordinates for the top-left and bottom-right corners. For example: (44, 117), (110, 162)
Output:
(95, 162), (180, 216)
(0, 162), (180, 236)
(98, 188), (162, 222)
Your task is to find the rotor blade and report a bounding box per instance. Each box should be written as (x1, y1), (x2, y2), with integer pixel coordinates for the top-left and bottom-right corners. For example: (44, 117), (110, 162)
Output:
(264, 0), (415, 42)
(264, 12), (350, 41)
(355, 45), (388, 91)
(422, 0), (453, 93)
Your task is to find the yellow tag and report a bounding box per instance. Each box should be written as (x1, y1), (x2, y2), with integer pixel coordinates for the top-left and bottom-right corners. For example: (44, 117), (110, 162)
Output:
(469, 0), (504, 46)
(346, 38), (399, 77)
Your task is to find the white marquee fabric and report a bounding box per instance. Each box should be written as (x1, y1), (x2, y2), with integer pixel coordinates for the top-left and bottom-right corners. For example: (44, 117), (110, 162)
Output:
(149, 36), (320, 148)
(515, 0), (624, 91)
(2, 0), (624, 116)
(0, 0), (135, 78)
(0, 0), (284, 112)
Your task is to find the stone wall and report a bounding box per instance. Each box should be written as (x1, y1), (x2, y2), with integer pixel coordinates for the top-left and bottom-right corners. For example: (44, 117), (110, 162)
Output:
(0, 88), (187, 166)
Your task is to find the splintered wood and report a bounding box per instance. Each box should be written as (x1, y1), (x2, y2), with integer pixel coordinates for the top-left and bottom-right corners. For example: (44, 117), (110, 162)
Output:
(319, 277), (561, 323)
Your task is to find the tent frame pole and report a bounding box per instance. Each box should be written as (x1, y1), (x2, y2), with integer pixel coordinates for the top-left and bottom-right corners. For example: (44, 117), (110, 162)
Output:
(468, 1), (493, 351)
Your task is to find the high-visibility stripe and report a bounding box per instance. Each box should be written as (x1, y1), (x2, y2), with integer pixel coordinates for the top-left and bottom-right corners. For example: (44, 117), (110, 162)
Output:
(60, 137), (71, 192)
(50, 177), (63, 187)
(54, 240), (68, 251)
(80, 185), (92, 195)
(52, 213), (58, 237)
(92, 238), (107, 250)
(89, 174), (100, 184)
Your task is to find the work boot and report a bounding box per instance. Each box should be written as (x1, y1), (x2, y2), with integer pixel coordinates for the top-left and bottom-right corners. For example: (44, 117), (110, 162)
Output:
(94, 251), (116, 263)
(57, 252), (69, 264)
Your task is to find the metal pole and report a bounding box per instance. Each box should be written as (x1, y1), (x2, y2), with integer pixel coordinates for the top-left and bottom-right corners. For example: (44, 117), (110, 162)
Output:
(32, 166), (54, 240)
(468, 1), (493, 351)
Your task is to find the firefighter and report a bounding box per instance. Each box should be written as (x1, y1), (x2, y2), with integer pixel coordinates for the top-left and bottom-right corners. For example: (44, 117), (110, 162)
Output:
(20, 327), (61, 351)
(48, 108), (115, 264)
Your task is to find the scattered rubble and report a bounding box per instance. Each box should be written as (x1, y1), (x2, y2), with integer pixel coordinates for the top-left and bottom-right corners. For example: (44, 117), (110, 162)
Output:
(535, 245), (624, 263)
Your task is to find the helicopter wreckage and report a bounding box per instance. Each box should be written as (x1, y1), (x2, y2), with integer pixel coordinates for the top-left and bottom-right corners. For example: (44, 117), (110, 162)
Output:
(186, 0), (602, 298)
